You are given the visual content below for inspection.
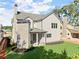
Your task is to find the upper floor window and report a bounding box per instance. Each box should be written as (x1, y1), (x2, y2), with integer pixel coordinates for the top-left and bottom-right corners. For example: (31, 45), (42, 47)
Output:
(51, 23), (57, 29)
(17, 19), (30, 24)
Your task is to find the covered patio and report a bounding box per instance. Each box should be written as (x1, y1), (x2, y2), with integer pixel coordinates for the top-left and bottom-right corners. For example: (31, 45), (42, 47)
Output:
(69, 29), (79, 38)
(30, 28), (47, 46)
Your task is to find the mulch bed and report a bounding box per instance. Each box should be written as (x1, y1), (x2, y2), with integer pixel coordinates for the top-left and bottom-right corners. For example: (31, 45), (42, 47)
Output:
(0, 49), (6, 59)
(0, 37), (11, 59)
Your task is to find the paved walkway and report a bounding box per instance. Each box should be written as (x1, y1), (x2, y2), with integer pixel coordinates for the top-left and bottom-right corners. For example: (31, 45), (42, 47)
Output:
(64, 38), (79, 44)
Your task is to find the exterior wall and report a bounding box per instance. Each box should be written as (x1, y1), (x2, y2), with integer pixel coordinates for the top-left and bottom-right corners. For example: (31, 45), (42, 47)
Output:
(3, 32), (12, 37)
(12, 5), (18, 44)
(32, 21), (46, 44)
(66, 24), (73, 39)
(34, 21), (42, 29)
(42, 14), (61, 43)
(34, 14), (62, 43)
(27, 18), (34, 29)
(62, 17), (73, 39)
(38, 33), (46, 44)
(66, 29), (72, 39)
(33, 21), (45, 44)
(59, 22), (63, 39)
(16, 23), (31, 49)
(12, 18), (17, 44)
(62, 18), (67, 38)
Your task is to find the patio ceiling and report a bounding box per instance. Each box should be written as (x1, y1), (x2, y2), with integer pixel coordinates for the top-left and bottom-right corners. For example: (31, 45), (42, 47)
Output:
(30, 28), (47, 33)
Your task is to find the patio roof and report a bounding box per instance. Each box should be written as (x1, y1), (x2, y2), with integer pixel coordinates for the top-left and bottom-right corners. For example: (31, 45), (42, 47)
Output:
(69, 29), (79, 34)
(30, 28), (47, 33)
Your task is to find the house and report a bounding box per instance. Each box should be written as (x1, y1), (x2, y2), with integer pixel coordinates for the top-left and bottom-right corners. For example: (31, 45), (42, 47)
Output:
(12, 4), (64, 49)
(0, 24), (4, 41)
(3, 29), (12, 38)
(65, 24), (79, 39)
(60, 17), (79, 40)
(12, 4), (76, 49)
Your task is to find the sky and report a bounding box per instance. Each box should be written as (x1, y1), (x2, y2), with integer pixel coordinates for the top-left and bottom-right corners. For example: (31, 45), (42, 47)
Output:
(0, 0), (74, 26)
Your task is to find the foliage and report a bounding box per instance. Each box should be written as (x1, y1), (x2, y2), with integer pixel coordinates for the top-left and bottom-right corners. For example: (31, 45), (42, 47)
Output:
(74, 0), (79, 3)
(6, 42), (79, 59)
(53, 0), (79, 26)
(72, 54), (79, 59)
(2, 26), (12, 30)
(7, 47), (71, 59)
(8, 36), (12, 40)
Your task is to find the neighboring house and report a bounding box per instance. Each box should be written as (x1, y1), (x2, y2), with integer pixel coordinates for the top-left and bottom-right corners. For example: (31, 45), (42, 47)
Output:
(66, 25), (79, 39)
(3, 29), (12, 37)
(12, 4), (79, 49)
(0, 24), (3, 41)
(61, 18), (79, 39)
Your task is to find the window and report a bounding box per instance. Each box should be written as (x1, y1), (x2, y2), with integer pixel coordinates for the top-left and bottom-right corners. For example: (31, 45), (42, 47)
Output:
(60, 26), (62, 29)
(68, 33), (69, 35)
(17, 11), (21, 14)
(47, 34), (51, 37)
(17, 34), (20, 43)
(17, 19), (30, 24)
(60, 32), (62, 35)
(51, 23), (57, 29)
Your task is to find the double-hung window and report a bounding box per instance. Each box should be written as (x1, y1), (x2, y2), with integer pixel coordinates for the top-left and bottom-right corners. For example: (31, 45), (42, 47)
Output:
(51, 23), (57, 29)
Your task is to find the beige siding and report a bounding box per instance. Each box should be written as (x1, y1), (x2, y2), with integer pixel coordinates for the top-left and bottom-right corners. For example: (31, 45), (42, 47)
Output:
(66, 29), (72, 39)
(27, 18), (34, 29)
(34, 21), (42, 29)
(12, 18), (17, 43)
(16, 23), (31, 49)
(42, 14), (61, 43)
(33, 13), (62, 43)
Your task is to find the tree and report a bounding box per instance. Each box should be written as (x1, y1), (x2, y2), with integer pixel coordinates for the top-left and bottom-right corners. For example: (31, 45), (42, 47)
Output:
(53, 0), (79, 26)
(2, 26), (12, 30)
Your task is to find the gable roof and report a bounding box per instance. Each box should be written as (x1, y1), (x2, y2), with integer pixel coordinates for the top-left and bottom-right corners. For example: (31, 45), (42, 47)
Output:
(15, 11), (62, 23)
(42, 11), (63, 23)
(16, 11), (46, 22)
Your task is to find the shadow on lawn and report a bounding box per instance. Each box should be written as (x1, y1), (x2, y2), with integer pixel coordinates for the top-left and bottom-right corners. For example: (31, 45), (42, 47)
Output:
(7, 46), (71, 59)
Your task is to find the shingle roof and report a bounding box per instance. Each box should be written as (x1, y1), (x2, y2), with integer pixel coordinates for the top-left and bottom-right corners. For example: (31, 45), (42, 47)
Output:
(15, 11), (62, 23)
(16, 11), (46, 22)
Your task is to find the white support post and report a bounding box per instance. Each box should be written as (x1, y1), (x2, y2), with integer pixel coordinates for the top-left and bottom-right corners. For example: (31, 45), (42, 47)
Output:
(36, 33), (39, 45)
(44, 33), (46, 45)
(32, 21), (34, 29)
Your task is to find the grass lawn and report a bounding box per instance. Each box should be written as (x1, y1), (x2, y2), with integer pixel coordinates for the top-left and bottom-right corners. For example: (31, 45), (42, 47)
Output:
(6, 42), (79, 59)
